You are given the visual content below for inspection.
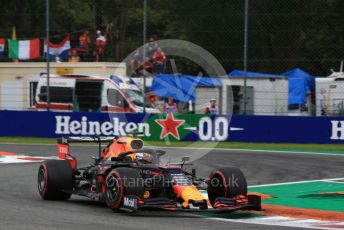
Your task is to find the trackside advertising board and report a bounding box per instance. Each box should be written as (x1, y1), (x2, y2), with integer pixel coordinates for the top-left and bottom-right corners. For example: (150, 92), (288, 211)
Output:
(0, 110), (343, 143)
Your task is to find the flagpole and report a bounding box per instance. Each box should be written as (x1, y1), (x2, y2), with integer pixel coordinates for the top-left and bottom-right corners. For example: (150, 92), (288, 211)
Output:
(46, 0), (50, 110)
(12, 26), (18, 62)
(243, 0), (249, 115)
(143, 0), (147, 114)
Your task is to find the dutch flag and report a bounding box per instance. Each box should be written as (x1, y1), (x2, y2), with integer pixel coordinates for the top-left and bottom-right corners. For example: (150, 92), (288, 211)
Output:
(44, 34), (71, 61)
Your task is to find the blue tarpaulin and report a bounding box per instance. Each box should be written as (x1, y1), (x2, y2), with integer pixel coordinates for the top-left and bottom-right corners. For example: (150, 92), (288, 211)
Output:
(228, 68), (314, 105)
(288, 78), (309, 104)
(150, 69), (314, 105)
(150, 74), (222, 102)
(228, 70), (278, 78)
(281, 68), (315, 91)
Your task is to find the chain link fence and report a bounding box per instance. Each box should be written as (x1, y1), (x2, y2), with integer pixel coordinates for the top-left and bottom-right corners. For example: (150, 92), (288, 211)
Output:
(0, 0), (343, 116)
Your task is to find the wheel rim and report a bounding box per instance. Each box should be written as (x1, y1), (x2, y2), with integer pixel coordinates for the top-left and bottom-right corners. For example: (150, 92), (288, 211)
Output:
(106, 174), (121, 203)
(38, 167), (46, 192)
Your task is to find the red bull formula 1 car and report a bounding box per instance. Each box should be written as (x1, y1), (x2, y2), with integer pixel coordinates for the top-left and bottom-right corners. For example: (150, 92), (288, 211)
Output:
(37, 135), (261, 212)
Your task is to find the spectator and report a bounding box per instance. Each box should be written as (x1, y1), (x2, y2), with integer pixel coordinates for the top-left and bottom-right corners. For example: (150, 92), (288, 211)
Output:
(130, 48), (142, 77)
(137, 57), (153, 74)
(78, 30), (90, 59)
(163, 96), (178, 114)
(204, 98), (218, 115)
(153, 47), (166, 74)
(146, 36), (158, 59)
(94, 30), (106, 62)
(68, 49), (80, 62)
(54, 51), (61, 63)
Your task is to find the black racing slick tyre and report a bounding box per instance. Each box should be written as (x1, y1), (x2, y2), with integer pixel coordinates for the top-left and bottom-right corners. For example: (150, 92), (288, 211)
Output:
(105, 167), (144, 211)
(37, 160), (73, 200)
(207, 167), (247, 206)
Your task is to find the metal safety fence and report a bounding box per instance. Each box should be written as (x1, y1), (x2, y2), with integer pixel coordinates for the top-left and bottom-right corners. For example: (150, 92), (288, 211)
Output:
(0, 73), (343, 117)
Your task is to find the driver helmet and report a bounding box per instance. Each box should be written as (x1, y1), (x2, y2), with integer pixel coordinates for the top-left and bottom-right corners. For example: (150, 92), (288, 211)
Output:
(136, 152), (154, 164)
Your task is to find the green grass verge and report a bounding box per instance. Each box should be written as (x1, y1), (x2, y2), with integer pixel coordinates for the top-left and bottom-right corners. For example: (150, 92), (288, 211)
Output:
(250, 181), (344, 212)
(0, 137), (343, 153)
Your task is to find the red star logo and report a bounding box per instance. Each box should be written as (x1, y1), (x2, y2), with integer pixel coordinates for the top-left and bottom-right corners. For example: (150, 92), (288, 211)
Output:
(155, 113), (185, 140)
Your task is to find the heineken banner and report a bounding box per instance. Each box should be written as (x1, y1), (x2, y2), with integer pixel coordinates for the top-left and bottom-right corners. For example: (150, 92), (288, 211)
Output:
(0, 110), (343, 143)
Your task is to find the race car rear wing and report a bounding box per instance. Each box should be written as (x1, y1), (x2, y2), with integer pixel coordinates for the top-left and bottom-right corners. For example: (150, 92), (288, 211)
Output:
(57, 136), (115, 159)
(61, 136), (115, 143)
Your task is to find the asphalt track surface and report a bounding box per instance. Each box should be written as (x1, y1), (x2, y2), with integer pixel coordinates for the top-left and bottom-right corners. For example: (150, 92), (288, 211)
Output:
(1, 143), (344, 230)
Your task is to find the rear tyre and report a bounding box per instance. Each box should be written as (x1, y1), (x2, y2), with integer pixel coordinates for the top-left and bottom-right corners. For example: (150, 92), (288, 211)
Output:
(37, 160), (73, 200)
(105, 167), (144, 211)
(207, 167), (247, 206)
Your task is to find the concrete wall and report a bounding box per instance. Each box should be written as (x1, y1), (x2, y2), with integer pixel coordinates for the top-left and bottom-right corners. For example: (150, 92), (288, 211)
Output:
(0, 62), (126, 110)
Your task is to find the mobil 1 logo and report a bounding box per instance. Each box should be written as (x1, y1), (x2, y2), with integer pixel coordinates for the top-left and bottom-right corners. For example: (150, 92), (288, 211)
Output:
(122, 196), (138, 210)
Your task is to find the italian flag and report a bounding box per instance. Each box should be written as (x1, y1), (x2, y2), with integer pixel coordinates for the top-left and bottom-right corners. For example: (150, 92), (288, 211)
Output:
(8, 39), (40, 60)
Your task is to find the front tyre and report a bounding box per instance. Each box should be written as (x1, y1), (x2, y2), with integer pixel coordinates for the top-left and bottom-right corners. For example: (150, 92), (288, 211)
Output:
(105, 168), (144, 211)
(37, 160), (73, 200)
(207, 167), (247, 206)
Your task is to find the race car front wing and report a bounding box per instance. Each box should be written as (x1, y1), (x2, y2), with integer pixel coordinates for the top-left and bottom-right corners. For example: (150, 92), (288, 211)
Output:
(120, 194), (261, 212)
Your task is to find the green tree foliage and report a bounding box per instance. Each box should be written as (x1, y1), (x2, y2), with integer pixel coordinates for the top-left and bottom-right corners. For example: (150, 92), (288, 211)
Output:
(0, 0), (343, 75)
(0, 0), (93, 39)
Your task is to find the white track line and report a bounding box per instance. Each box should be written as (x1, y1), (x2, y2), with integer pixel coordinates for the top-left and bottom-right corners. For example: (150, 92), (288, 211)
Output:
(249, 177), (344, 188)
(207, 216), (344, 230)
(323, 180), (344, 184)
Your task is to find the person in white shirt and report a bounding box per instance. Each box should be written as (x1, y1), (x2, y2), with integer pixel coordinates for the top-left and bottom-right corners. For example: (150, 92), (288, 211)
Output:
(204, 98), (218, 115)
(95, 30), (106, 61)
(163, 96), (178, 114)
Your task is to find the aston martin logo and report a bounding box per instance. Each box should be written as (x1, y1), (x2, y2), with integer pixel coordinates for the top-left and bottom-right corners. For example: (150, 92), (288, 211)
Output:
(155, 113), (185, 140)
